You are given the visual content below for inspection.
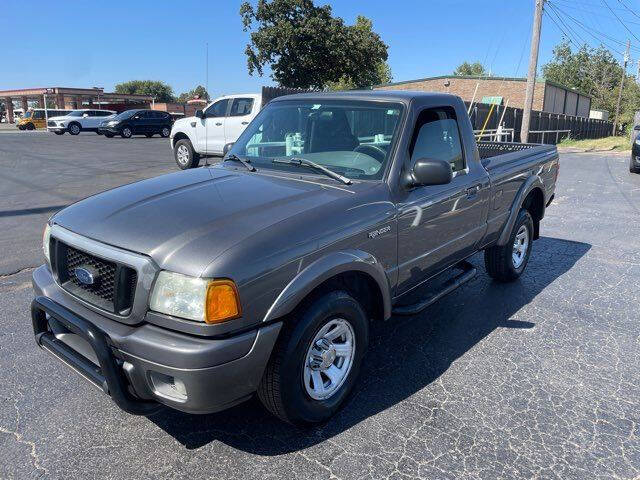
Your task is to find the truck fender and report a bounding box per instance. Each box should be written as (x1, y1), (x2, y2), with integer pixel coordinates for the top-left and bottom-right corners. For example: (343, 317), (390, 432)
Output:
(170, 129), (194, 150)
(262, 250), (392, 323)
(496, 175), (545, 246)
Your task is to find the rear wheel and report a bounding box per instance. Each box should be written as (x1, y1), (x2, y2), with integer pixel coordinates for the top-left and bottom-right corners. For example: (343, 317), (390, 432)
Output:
(18, 125), (26, 130)
(257, 290), (369, 425)
(68, 123), (81, 135)
(121, 126), (132, 138)
(174, 139), (200, 169)
(160, 126), (171, 138)
(484, 209), (534, 282)
(25, 123), (35, 130)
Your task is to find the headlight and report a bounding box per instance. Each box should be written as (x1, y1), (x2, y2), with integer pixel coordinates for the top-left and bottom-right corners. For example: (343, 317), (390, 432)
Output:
(149, 271), (241, 324)
(42, 223), (51, 263)
(107, 120), (119, 126)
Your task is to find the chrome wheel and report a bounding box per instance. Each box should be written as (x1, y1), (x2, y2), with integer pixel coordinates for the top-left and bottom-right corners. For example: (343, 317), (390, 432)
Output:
(69, 124), (80, 135)
(512, 224), (529, 268)
(303, 318), (355, 401)
(161, 127), (170, 137)
(176, 144), (190, 165)
(122, 127), (132, 138)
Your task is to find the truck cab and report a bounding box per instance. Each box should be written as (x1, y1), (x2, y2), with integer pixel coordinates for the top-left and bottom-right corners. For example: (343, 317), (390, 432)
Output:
(170, 94), (262, 168)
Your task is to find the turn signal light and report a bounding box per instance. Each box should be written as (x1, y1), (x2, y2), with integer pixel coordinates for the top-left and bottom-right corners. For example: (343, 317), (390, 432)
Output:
(205, 280), (241, 324)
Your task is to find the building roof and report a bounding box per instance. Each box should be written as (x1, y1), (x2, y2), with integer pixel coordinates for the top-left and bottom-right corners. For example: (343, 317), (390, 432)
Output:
(374, 75), (592, 99)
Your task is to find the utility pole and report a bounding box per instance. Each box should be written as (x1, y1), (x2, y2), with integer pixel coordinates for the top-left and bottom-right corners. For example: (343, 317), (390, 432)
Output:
(521, 0), (544, 144)
(613, 39), (630, 136)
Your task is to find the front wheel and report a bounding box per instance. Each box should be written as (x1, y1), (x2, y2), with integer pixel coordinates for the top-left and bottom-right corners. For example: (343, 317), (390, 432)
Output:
(630, 157), (640, 173)
(258, 290), (369, 425)
(121, 126), (132, 138)
(68, 123), (81, 135)
(484, 209), (534, 282)
(25, 123), (35, 130)
(174, 139), (200, 169)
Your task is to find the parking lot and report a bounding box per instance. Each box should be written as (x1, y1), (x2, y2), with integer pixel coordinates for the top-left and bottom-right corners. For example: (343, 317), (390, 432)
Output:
(1, 132), (639, 479)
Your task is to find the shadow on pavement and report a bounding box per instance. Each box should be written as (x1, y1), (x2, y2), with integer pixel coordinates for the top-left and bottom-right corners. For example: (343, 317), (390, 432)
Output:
(150, 236), (590, 452)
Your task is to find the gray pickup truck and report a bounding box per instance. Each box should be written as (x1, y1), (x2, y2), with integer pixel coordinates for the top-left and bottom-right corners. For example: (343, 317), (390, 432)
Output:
(31, 91), (558, 424)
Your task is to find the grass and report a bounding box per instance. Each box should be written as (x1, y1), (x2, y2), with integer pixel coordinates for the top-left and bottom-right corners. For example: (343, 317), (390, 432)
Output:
(558, 135), (631, 151)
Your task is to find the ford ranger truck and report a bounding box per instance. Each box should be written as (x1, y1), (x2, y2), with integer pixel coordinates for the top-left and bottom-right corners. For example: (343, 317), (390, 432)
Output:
(31, 91), (558, 424)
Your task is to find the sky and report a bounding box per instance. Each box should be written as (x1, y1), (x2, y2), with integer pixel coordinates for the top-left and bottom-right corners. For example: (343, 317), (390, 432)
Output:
(2, 0), (638, 99)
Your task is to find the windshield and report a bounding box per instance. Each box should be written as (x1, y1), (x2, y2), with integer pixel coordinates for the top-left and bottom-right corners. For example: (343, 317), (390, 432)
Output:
(65, 110), (85, 117)
(113, 110), (137, 120)
(228, 99), (404, 180)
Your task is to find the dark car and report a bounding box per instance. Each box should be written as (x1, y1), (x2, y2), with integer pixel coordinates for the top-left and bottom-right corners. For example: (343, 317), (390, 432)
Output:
(631, 125), (640, 173)
(98, 109), (173, 138)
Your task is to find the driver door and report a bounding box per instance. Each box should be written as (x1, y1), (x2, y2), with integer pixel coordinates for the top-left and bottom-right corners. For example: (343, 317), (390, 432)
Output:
(196, 99), (229, 154)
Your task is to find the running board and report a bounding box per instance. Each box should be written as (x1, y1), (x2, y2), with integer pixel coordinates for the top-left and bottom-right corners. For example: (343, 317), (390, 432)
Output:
(392, 261), (477, 316)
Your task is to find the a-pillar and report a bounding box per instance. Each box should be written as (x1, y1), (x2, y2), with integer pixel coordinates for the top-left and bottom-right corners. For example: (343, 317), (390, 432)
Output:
(5, 97), (14, 123)
(21, 96), (28, 112)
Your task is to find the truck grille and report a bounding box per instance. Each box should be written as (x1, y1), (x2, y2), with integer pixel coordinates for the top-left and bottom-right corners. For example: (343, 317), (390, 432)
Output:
(52, 240), (137, 315)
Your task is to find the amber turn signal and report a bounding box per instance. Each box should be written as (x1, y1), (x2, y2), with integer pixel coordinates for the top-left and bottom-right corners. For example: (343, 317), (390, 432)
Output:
(205, 280), (241, 324)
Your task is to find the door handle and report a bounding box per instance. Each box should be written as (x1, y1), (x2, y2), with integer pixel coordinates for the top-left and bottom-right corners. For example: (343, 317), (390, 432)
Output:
(215, 122), (222, 126)
(466, 184), (481, 198)
(241, 121), (249, 125)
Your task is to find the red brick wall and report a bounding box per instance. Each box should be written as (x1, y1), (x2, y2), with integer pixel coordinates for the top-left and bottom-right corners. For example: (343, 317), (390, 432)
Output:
(375, 77), (546, 111)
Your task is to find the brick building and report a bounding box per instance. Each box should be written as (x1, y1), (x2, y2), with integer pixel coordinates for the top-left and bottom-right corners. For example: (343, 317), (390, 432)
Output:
(374, 75), (592, 118)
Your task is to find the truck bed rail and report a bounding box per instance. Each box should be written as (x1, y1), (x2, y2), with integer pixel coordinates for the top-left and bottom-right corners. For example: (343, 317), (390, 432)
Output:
(477, 141), (538, 159)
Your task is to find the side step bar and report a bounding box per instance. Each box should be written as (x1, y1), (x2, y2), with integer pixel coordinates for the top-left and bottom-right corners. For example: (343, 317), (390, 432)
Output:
(392, 261), (477, 316)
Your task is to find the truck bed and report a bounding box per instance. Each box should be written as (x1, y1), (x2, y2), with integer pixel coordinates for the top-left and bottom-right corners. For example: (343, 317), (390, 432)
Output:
(478, 141), (557, 174)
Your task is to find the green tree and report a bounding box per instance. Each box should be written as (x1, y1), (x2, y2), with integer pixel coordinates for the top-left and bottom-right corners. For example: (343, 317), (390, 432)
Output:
(542, 41), (640, 125)
(326, 61), (392, 91)
(240, 0), (389, 89)
(114, 80), (175, 102)
(453, 61), (487, 76)
(177, 85), (210, 103)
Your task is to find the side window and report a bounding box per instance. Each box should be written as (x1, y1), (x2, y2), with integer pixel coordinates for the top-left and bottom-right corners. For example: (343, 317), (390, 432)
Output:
(33, 111), (44, 119)
(229, 98), (254, 116)
(410, 107), (465, 173)
(205, 99), (229, 118)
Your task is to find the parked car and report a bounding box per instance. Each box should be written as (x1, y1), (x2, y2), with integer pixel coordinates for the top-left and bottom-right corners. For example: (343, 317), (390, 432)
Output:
(47, 109), (116, 135)
(17, 108), (72, 130)
(170, 94), (262, 168)
(31, 91), (558, 424)
(98, 109), (173, 138)
(631, 125), (640, 173)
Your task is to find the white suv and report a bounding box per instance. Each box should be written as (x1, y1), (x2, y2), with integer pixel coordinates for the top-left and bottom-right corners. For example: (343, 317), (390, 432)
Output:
(47, 109), (116, 135)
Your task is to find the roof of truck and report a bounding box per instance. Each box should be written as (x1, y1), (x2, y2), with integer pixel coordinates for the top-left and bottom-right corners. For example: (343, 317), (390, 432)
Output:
(270, 89), (459, 104)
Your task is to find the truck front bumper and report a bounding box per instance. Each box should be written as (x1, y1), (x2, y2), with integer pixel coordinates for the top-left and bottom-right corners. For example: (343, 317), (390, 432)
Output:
(31, 265), (281, 415)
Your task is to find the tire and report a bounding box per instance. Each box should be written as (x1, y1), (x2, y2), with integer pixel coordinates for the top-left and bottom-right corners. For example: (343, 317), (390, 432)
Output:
(160, 126), (171, 138)
(68, 122), (81, 135)
(54, 131), (64, 135)
(18, 125), (25, 130)
(104, 132), (114, 138)
(630, 157), (640, 173)
(484, 209), (534, 282)
(25, 123), (35, 130)
(258, 290), (369, 425)
(174, 139), (200, 169)
(121, 126), (132, 138)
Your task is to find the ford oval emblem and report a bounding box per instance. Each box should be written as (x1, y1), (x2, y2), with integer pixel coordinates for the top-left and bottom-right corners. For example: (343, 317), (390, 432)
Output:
(74, 267), (95, 285)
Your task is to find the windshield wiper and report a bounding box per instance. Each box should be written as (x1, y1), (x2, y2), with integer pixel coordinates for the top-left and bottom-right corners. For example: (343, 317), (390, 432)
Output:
(272, 157), (352, 185)
(224, 154), (256, 172)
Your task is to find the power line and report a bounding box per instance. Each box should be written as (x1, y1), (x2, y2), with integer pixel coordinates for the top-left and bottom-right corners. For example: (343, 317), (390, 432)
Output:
(551, 0), (640, 26)
(544, 6), (584, 47)
(600, 0), (640, 45)
(615, 0), (640, 22)
(548, 1), (635, 55)
(546, 2), (589, 46)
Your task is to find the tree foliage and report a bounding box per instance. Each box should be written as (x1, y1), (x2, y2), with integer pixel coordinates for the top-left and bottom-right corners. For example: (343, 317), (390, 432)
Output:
(326, 61), (392, 91)
(177, 85), (210, 103)
(240, 0), (389, 89)
(453, 61), (487, 76)
(542, 41), (640, 125)
(114, 80), (175, 102)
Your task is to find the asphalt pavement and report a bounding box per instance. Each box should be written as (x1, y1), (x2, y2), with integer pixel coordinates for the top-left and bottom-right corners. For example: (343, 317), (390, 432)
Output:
(0, 133), (639, 479)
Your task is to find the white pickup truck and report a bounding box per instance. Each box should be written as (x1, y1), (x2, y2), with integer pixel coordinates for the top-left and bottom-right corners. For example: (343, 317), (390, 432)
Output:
(170, 94), (262, 169)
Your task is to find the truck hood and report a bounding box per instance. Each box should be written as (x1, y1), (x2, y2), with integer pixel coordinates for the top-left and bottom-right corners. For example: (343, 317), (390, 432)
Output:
(52, 167), (354, 276)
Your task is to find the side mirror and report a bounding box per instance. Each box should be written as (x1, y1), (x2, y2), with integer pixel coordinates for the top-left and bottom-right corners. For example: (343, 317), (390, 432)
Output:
(410, 158), (453, 187)
(195, 109), (204, 119)
(223, 142), (234, 155)
(82, 113), (89, 118)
